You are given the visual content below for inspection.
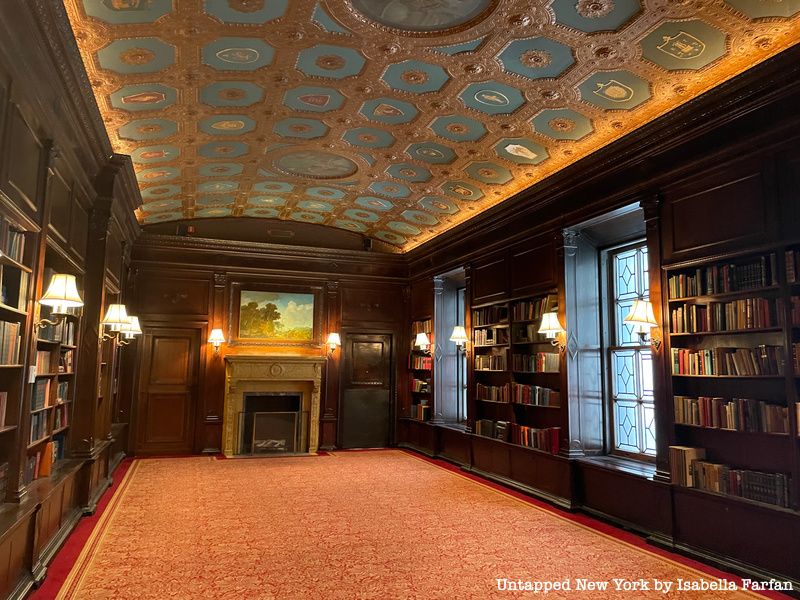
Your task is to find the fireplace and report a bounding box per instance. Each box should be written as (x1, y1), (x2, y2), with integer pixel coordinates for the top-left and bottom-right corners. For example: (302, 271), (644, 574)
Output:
(239, 393), (302, 454)
(223, 355), (325, 456)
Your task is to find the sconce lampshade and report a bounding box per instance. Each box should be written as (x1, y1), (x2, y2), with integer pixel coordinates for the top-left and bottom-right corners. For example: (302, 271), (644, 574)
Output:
(101, 304), (129, 331)
(414, 332), (431, 349)
(538, 312), (564, 339)
(39, 274), (83, 311)
(624, 299), (657, 332)
(449, 326), (468, 345)
(121, 316), (143, 338)
(326, 332), (341, 348)
(208, 328), (226, 346)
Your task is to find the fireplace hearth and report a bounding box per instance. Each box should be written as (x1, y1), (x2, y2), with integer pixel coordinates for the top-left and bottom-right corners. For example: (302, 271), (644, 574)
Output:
(239, 393), (301, 454)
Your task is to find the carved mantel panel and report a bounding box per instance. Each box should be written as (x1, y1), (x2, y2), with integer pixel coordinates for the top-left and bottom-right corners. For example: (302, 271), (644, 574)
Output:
(223, 355), (326, 457)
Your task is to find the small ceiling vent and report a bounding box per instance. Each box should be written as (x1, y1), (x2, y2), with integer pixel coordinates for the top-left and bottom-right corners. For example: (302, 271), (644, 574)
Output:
(266, 229), (295, 239)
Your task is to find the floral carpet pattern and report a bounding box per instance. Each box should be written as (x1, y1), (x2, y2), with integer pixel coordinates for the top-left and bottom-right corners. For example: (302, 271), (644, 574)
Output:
(56, 451), (772, 599)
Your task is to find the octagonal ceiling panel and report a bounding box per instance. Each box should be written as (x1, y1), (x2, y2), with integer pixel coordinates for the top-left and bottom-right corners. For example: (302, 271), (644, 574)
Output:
(65, 0), (800, 251)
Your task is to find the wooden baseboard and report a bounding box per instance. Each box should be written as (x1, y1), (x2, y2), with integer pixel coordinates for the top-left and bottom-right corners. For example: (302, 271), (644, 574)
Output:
(396, 442), (435, 458)
(82, 476), (112, 516)
(465, 466), (576, 510)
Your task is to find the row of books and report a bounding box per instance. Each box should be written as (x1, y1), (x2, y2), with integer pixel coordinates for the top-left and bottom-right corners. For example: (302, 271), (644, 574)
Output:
(791, 296), (800, 326)
(511, 323), (546, 344)
(57, 380), (69, 402)
(35, 350), (52, 374)
(512, 352), (559, 373)
(39, 318), (76, 346)
(786, 249), (799, 283)
(23, 440), (59, 484)
(793, 343), (800, 374)
(512, 383), (560, 407)
(411, 319), (432, 335)
(473, 327), (508, 346)
(671, 346), (785, 376)
(667, 255), (777, 299)
(669, 298), (779, 333)
(673, 395), (788, 434)
(473, 305), (508, 326)
(409, 403), (430, 421)
(0, 391), (6, 428)
(669, 446), (791, 508)
(0, 462), (7, 501)
(31, 379), (50, 411)
(476, 383), (508, 402)
(30, 411), (47, 444)
(59, 350), (74, 373)
(475, 419), (561, 455)
(3, 226), (25, 264)
(53, 404), (69, 430)
(0, 269), (29, 311)
(410, 355), (432, 370)
(475, 353), (506, 371)
(0, 320), (21, 365)
(410, 378), (429, 393)
(511, 296), (555, 322)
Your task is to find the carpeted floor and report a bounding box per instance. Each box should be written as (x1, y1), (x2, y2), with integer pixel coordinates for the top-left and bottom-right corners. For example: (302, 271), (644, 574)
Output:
(43, 450), (782, 599)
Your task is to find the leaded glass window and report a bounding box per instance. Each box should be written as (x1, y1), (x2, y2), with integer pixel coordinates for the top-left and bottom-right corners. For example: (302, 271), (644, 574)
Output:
(606, 243), (655, 458)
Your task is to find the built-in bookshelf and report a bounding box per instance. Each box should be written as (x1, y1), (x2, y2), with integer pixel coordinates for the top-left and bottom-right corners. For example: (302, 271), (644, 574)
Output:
(408, 318), (433, 421)
(0, 207), (34, 502)
(666, 247), (800, 512)
(471, 292), (562, 455)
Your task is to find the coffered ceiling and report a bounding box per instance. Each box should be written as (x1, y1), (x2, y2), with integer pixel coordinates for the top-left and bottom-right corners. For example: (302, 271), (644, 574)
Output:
(64, 0), (800, 251)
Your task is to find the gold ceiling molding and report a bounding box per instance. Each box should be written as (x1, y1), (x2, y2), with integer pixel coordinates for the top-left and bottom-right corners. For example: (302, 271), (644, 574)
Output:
(63, 0), (800, 251)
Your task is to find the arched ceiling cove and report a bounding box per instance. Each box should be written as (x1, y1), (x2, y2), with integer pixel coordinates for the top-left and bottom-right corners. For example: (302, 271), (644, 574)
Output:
(64, 0), (800, 251)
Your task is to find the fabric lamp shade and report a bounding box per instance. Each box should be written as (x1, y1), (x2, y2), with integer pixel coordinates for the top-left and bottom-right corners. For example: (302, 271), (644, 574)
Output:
(449, 326), (468, 344)
(624, 299), (657, 332)
(538, 312), (563, 338)
(414, 332), (431, 349)
(101, 304), (129, 330)
(326, 332), (341, 348)
(39, 274), (83, 311)
(121, 316), (143, 338)
(208, 328), (226, 345)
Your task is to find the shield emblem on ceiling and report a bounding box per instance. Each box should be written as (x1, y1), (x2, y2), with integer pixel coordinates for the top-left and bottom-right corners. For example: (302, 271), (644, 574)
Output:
(593, 79), (634, 103)
(657, 31), (706, 60)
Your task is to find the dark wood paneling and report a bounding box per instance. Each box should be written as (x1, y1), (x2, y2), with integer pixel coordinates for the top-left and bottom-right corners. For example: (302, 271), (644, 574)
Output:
(510, 237), (556, 297)
(661, 162), (775, 262)
(472, 255), (508, 305)
(136, 275), (211, 317)
(410, 277), (433, 319)
(47, 168), (71, 244)
(438, 427), (471, 466)
(577, 462), (671, 535)
(341, 286), (402, 324)
(2, 104), (42, 214)
(69, 201), (89, 261)
(106, 231), (123, 280)
(776, 150), (800, 238)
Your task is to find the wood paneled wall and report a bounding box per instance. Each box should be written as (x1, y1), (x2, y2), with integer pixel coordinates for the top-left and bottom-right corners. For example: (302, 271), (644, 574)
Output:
(130, 235), (408, 453)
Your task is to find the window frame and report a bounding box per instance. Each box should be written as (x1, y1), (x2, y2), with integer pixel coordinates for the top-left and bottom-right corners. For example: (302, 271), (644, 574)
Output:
(600, 238), (656, 463)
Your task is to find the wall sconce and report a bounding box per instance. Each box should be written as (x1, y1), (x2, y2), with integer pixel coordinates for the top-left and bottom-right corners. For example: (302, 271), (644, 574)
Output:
(414, 332), (431, 353)
(623, 299), (660, 349)
(117, 316), (143, 346)
(208, 328), (226, 353)
(36, 274), (84, 329)
(449, 326), (468, 352)
(326, 332), (341, 356)
(538, 311), (566, 351)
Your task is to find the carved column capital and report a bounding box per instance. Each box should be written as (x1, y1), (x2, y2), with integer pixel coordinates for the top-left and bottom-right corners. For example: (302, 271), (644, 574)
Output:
(640, 194), (662, 226)
(561, 228), (580, 257)
(433, 275), (444, 294)
(213, 272), (227, 289)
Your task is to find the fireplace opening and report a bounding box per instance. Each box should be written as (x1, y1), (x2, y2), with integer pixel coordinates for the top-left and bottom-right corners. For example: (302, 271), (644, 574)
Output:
(239, 393), (302, 454)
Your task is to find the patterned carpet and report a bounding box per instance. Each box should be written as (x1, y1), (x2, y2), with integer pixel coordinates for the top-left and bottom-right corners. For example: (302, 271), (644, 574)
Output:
(52, 450), (775, 599)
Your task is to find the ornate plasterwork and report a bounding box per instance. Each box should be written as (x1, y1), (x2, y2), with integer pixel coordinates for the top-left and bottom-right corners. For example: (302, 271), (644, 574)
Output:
(63, 0), (800, 250)
(223, 355), (325, 456)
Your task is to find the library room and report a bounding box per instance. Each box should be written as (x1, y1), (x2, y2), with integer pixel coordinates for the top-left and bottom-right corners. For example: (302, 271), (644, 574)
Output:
(0, 1), (798, 598)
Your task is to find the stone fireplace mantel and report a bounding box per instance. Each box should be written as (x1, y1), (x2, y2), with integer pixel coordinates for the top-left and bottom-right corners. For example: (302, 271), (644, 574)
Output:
(223, 355), (326, 456)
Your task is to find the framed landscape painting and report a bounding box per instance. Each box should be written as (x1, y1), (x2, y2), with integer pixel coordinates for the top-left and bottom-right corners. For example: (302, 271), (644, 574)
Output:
(237, 290), (315, 342)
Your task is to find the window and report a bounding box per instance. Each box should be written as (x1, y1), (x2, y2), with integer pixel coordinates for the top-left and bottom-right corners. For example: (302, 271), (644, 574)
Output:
(455, 286), (467, 423)
(433, 268), (466, 425)
(602, 241), (656, 459)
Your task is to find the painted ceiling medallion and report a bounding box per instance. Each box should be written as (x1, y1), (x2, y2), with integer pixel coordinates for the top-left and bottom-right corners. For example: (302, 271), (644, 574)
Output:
(348, 0), (495, 33)
(274, 150), (359, 179)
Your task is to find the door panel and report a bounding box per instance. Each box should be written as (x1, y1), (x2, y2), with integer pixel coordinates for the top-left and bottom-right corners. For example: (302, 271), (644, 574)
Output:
(136, 327), (201, 454)
(340, 333), (392, 449)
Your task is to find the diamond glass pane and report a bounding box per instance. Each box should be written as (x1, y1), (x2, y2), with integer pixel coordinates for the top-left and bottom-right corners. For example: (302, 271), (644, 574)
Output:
(611, 349), (637, 400)
(614, 249), (638, 300)
(616, 300), (637, 346)
(614, 400), (639, 453)
(638, 247), (649, 297)
(643, 404), (657, 456)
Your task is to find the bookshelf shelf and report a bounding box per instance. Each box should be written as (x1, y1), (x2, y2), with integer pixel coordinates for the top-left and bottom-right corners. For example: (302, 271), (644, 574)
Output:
(0, 303), (26, 317)
(475, 369), (506, 373)
(27, 436), (49, 450)
(30, 406), (51, 415)
(512, 403), (561, 410)
(477, 398), (509, 404)
(34, 373), (58, 378)
(0, 253), (32, 273)
(0, 364), (23, 369)
(513, 370), (559, 375)
(473, 323), (509, 329)
(0, 425), (16, 434)
(666, 248), (799, 512)
(51, 425), (69, 436)
(473, 343), (509, 348)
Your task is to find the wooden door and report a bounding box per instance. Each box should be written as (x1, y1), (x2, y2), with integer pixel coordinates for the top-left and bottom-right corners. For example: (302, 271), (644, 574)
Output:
(339, 333), (392, 448)
(135, 327), (201, 454)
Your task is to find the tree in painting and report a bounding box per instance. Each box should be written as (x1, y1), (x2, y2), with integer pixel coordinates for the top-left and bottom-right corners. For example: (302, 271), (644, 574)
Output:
(238, 291), (314, 341)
